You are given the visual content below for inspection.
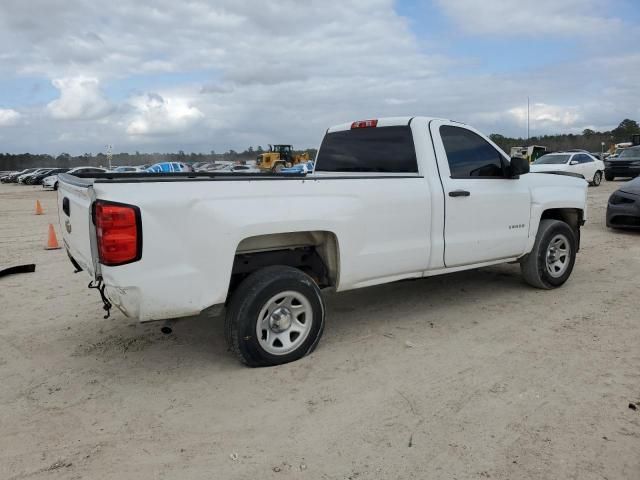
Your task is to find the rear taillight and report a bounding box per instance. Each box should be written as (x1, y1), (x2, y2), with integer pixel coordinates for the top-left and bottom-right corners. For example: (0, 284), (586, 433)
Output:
(351, 119), (378, 129)
(93, 201), (142, 266)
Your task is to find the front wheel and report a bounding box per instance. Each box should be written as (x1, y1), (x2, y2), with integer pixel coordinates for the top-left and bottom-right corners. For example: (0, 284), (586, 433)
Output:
(225, 266), (325, 367)
(604, 172), (614, 181)
(591, 170), (602, 186)
(520, 219), (577, 289)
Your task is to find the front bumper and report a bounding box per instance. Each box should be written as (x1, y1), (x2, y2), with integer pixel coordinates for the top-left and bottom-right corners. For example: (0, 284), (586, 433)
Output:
(605, 165), (640, 178)
(607, 191), (640, 228)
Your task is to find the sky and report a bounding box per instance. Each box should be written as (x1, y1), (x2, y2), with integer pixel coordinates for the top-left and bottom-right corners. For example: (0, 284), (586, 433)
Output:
(0, 0), (639, 155)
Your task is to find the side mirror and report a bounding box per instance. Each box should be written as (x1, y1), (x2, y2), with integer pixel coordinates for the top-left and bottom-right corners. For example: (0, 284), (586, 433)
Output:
(569, 160), (579, 165)
(510, 156), (529, 178)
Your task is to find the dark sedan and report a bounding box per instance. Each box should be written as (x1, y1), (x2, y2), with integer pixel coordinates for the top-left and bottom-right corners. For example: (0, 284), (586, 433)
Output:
(607, 176), (640, 229)
(2, 168), (39, 183)
(27, 168), (69, 185)
(604, 146), (640, 181)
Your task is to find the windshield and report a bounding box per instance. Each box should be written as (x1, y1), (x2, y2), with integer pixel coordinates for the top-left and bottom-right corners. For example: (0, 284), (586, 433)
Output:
(533, 154), (570, 165)
(618, 147), (640, 159)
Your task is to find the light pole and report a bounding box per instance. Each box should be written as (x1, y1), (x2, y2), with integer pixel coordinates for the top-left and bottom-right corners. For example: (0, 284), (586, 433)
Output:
(601, 141), (605, 159)
(106, 144), (112, 171)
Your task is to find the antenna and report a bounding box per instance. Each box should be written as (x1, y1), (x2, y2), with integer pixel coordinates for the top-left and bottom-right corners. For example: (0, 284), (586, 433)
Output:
(106, 144), (112, 171)
(527, 97), (530, 144)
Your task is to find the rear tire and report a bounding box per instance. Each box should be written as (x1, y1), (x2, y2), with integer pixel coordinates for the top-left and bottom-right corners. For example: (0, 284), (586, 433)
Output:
(225, 266), (325, 367)
(591, 171), (602, 186)
(604, 172), (614, 181)
(520, 219), (577, 289)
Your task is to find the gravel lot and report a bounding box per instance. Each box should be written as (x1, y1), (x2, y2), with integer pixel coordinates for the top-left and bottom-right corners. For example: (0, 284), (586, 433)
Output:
(1, 180), (639, 480)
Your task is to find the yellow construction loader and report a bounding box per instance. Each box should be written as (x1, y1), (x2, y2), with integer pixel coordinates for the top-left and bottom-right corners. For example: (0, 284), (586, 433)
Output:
(256, 145), (309, 172)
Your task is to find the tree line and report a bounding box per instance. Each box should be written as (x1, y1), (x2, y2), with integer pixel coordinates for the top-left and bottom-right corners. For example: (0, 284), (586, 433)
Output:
(1, 119), (639, 171)
(0, 147), (318, 171)
(490, 119), (640, 154)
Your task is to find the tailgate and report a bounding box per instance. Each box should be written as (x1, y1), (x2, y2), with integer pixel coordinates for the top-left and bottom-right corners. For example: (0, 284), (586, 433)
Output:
(57, 174), (98, 278)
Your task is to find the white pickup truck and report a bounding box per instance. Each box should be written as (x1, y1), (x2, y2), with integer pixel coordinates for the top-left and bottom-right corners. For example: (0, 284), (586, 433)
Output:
(58, 117), (588, 366)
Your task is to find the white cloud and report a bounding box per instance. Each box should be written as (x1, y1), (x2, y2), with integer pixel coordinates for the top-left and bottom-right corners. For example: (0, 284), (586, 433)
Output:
(0, 108), (21, 126)
(436, 0), (622, 36)
(47, 76), (112, 120)
(509, 103), (582, 129)
(126, 93), (203, 136)
(0, 0), (638, 153)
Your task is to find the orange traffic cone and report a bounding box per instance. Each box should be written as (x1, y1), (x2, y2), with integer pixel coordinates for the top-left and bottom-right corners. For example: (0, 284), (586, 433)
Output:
(35, 200), (44, 215)
(45, 224), (61, 250)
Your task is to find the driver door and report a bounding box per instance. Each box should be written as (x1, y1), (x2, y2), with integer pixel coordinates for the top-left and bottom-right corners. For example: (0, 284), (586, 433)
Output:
(430, 120), (531, 267)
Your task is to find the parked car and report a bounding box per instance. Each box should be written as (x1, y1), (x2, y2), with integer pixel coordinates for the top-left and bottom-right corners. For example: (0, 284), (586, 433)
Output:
(58, 116), (588, 366)
(1, 171), (17, 182)
(24, 169), (54, 184)
(230, 164), (261, 173)
(0, 170), (19, 183)
(43, 167), (109, 190)
(530, 152), (604, 186)
(191, 162), (211, 171)
(193, 162), (218, 172)
(18, 168), (53, 184)
(604, 145), (640, 181)
(280, 160), (315, 174)
(607, 176), (640, 228)
(113, 166), (145, 173)
(5, 168), (37, 183)
(28, 168), (69, 185)
(145, 162), (193, 173)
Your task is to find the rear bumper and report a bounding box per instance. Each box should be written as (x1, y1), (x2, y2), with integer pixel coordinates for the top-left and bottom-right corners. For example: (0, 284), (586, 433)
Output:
(66, 250), (212, 322)
(607, 192), (640, 228)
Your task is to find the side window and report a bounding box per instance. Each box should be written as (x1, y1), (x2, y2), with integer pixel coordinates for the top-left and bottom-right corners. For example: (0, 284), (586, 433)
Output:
(440, 125), (506, 178)
(580, 154), (593, 163)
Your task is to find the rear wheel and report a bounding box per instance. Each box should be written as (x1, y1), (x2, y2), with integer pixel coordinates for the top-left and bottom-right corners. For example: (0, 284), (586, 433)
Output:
(604, 172), (614, 181)
(225, 266), (325, 367)
(591, 170), (602, 186)
(520, 219), (577, 289)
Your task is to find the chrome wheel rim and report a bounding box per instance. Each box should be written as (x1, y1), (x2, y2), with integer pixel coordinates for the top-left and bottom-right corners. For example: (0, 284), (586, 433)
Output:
(546, 234), (570, 278)
(256, 291), (313, 355)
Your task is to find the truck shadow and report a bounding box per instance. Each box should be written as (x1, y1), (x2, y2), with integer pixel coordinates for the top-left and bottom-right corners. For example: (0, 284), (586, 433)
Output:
(69, 262), (528, 371)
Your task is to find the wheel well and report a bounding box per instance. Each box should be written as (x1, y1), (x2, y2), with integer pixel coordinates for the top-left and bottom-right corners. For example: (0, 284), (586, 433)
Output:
(228, 231), (339, 298)
(540, 208), (584, 250)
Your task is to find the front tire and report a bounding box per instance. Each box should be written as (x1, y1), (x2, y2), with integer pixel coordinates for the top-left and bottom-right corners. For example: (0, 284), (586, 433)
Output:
(520, 219), (577, 289)
(604, 172), (614, 181)
(225, 266), (325, 367)
(591, 171), (602, 186)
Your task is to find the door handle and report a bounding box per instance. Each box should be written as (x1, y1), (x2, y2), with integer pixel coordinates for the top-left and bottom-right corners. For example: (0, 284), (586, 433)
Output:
(449, 190), (470, 197)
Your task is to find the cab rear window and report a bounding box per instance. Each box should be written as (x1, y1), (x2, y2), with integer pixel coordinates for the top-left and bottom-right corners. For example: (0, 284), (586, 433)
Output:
(315, 126), (418, 173)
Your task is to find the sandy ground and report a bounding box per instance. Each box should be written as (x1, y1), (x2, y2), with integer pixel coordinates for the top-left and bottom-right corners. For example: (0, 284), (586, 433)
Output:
(1, 180), (639, 480)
